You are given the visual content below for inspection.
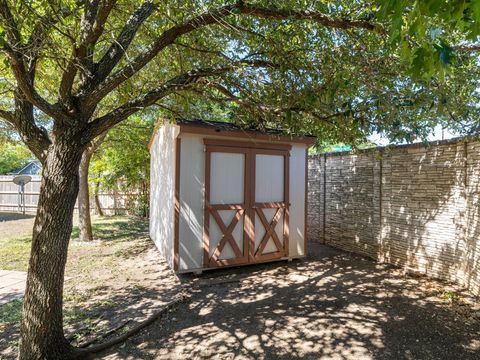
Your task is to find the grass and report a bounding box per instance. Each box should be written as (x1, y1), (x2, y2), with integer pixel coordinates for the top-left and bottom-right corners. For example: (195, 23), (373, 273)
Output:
(0, 214), (181, 359)
(0, 235), (31, 271)
(0, 299), (23, 324)
(0, 215), (150, 330)
(442, 290), (460, 303)
(0, 215), (149, 272)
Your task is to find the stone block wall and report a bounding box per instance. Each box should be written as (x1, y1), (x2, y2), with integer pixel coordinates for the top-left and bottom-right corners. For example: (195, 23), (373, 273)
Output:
(307, 138), (480, 296)
(307, 155), (324, 241)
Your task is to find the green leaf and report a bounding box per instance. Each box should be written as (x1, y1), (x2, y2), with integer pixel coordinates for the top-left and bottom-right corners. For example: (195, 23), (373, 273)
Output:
(0, 26), (5, 47)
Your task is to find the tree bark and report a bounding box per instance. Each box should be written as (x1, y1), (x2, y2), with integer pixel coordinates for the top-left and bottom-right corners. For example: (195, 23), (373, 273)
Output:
(19, 139), (87, 359)
(78, 149), (94, 242)
(78, 133), (106, 241)
(113, 186), (119, 216)
(94, 181), (104, 216)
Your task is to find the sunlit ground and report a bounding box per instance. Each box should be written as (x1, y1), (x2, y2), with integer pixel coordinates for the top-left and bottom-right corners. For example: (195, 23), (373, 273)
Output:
(1, 214), (479, 360)
(101, 245), (480, 360)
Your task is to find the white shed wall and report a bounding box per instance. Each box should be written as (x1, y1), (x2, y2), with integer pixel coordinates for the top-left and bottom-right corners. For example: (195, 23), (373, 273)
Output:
(288, 144), (307, 257)
(149, 124), (179, 269)
(178, 134), (205, 270)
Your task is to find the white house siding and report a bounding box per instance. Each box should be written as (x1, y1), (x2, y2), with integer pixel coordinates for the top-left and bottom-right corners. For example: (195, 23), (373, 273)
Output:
(149, 124), (179, 269)
(289, 144), (307, 257)
(178, 134), (205, 271)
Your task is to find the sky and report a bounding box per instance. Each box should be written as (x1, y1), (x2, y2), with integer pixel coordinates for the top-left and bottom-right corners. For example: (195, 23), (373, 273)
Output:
(368, 124), (459, 146)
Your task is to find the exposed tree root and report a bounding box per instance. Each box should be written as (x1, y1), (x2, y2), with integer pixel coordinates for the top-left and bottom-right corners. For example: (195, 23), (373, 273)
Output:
(194, 277), (243, 288)
(66, 315), (106, 342)
(75, 291), (190, 358)
(78, 319), (132, 348)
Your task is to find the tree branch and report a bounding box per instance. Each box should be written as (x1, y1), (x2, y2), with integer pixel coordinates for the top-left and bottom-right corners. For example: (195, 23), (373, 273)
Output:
(0, 2), (70, 122)
(80, 0), (117, 74)
(19, 4), (82, 105)
(82, 60), (273, 142)
(3, 43), (68, 122)
(82, 70), (217, 141)
(0, 0), (22, 45)
(58, 47), (79, 104)
(23, 1), (82, 45)
(174, 41), (231, 61)
(12, 96), (51, 162)
(59, 0), (116, 103)
(94, 0), (156, 84)
(456, 44), (480, 52)
(204, 81), (357, 129)
(84, 1), (384, 108)
(204, 82), (277, 113)
(237, 1), (385, 34)
(0, 102), (51, 162)
(80, 0), (116, 46)
(0, 108), (15, 124)
(23, 5), (80, 77)
(25, 9), (64, 55)
(83, 4), (238, 106)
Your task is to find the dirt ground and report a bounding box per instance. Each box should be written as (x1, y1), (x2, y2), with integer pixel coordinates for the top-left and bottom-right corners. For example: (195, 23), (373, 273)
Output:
(96, 244), (480, 360)
(0, 215), (183, 358)
(1, 213), (479, 359)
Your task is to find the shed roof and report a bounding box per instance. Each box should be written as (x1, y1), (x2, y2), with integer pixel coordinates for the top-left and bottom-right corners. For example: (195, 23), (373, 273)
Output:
(150, 118), (316, 148)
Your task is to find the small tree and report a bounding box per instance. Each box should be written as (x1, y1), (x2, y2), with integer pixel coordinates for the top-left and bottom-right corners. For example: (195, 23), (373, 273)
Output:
(0, 140), (31, 174)
(90, 115), (153, 217)
(0, 1), (478, 358)
(77, 133), (106, 241)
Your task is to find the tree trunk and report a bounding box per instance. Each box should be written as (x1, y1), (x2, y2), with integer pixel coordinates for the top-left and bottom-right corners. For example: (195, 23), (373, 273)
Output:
(142, 180), (149, 217)
(78, 150), (93, 242)
(19, 140), (87, 359)
(113, 186), (119, 216)
(94, 181), (104, 216)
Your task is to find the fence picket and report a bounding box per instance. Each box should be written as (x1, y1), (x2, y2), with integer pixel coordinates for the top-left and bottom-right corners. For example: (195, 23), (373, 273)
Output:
(0, 175), (133, 214)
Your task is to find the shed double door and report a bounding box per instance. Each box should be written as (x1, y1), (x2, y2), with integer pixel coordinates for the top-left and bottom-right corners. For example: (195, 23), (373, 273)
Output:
(204, 141), (290, 267)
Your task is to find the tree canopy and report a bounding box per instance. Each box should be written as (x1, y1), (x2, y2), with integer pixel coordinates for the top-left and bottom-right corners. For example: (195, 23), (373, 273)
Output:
(90, 115), (153, 215)
(90, 116), (152, 191)
(0, 1), (479, 358)
(0, 0), (479, 151)
(0, 140), (31, 174)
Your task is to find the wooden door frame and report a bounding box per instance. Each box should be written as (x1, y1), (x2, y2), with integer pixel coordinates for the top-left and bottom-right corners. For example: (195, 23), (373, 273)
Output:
(203, 139), (290, 267)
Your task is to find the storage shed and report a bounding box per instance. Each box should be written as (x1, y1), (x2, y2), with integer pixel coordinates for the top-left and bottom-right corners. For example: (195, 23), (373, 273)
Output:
(149, 119), (315, 273)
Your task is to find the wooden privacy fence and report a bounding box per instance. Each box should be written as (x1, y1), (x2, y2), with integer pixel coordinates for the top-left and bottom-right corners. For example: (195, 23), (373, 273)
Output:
(0, 175), (134, 214)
